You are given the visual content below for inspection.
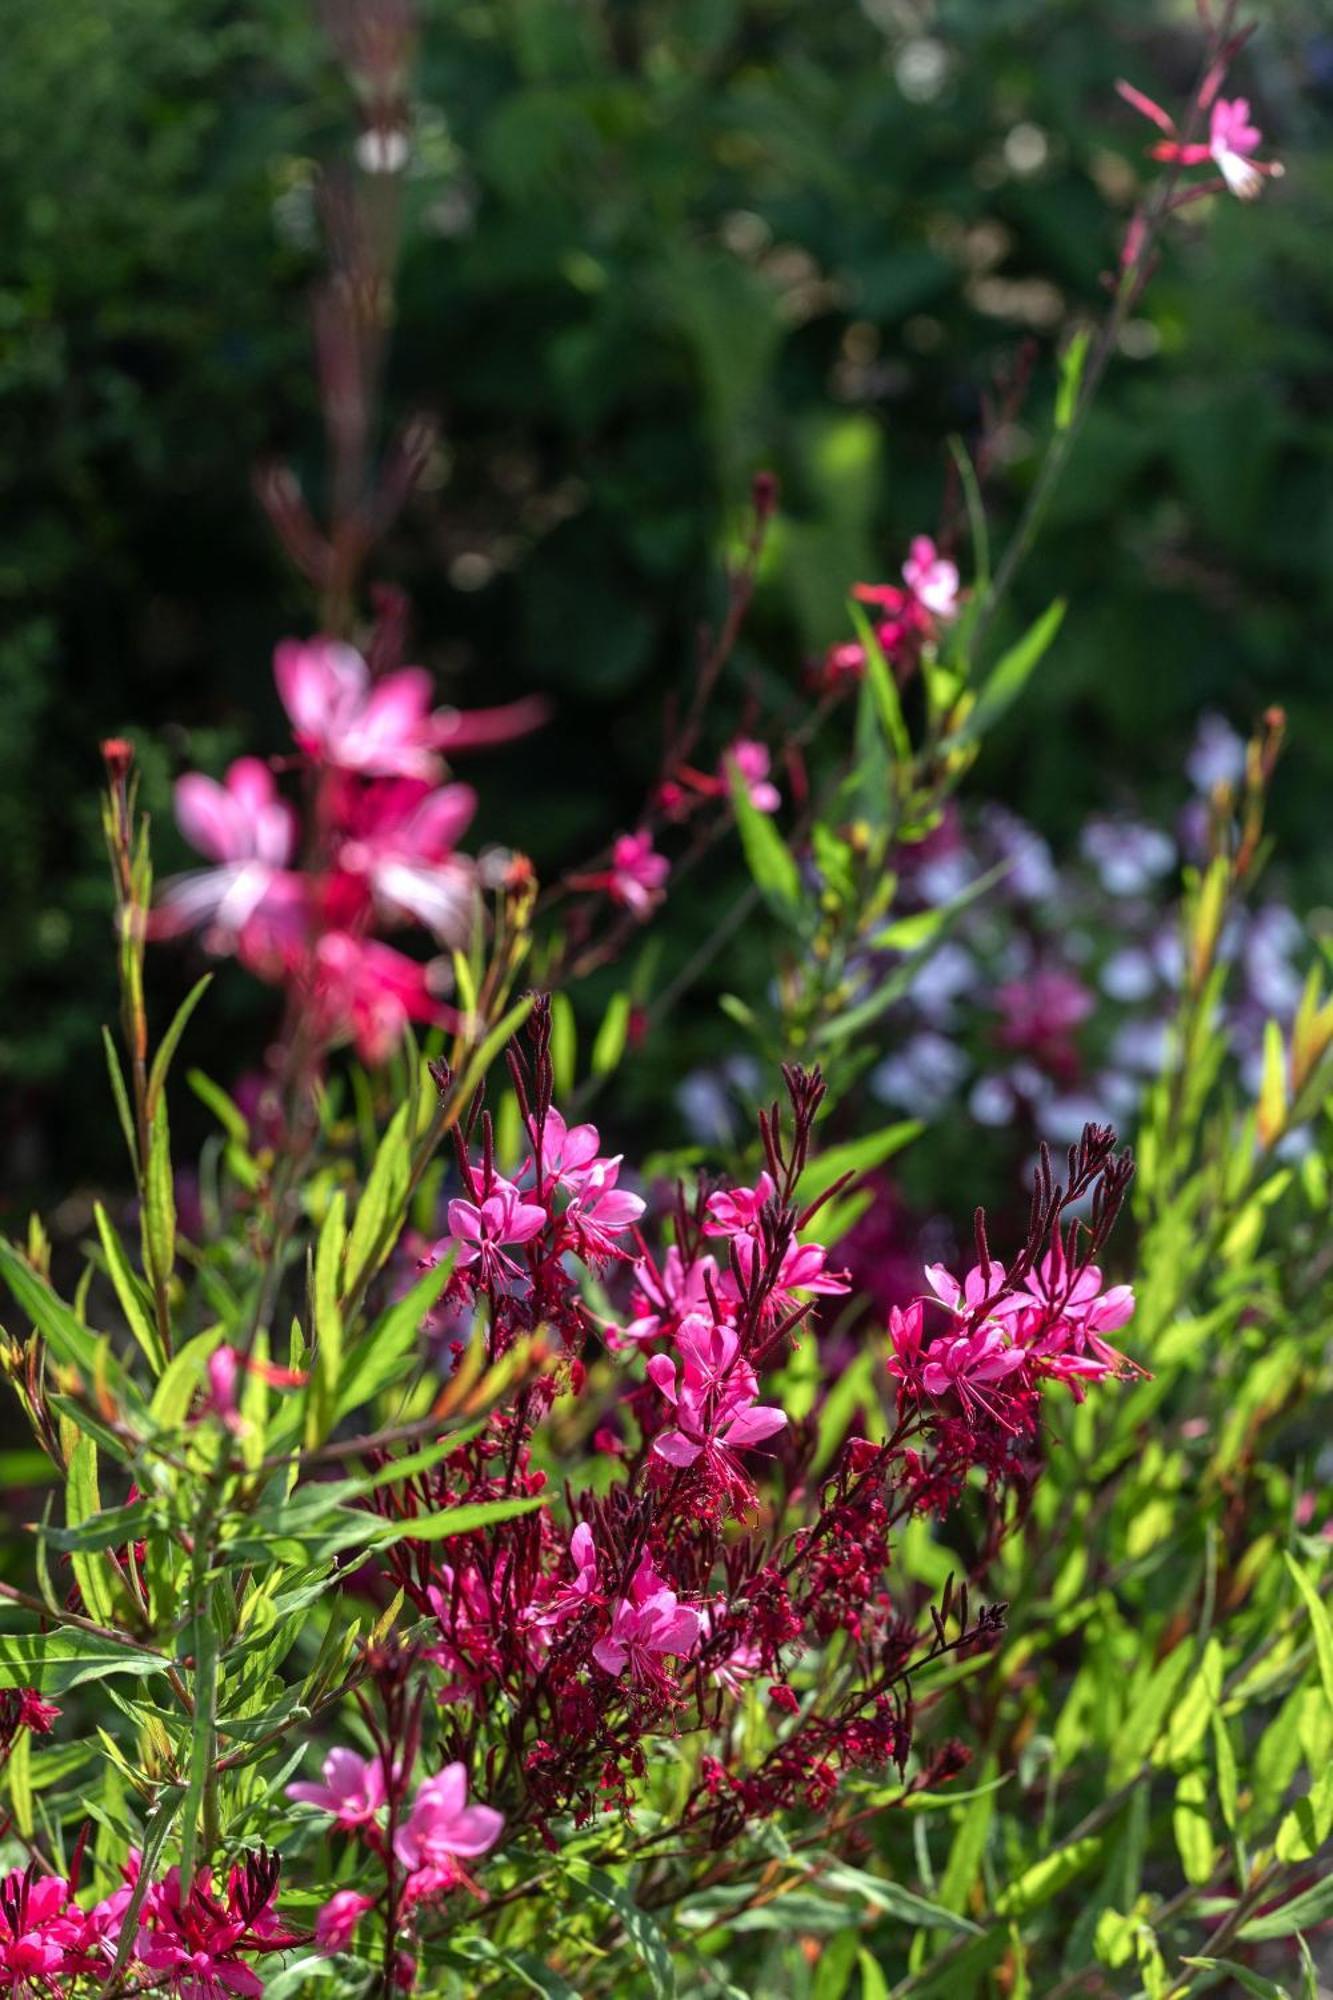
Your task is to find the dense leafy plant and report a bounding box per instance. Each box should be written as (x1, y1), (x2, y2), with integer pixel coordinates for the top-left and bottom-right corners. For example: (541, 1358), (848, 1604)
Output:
(0, 5), (1330, 1998)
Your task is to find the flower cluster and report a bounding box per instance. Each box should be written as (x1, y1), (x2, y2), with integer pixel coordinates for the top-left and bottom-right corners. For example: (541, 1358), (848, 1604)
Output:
(302, 1022), (1139, 1884)
(818, 534), (961, 687)
(155, 632), (544, 1061)
(0, 1848), (295, 1998)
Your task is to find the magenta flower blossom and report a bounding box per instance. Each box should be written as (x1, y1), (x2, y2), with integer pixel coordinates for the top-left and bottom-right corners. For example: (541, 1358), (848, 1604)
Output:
(276, 639), (448, 781)
(315, 1891), (375, 1955)
(287, 1746), (389, 1829)
(918, 1324), (1027, 1407)
(136, 1854), (296, 1999)
(1116, 80), (1282, 201)
(724, 740), (781, 814)
(591, 1554), (701, 1682)
(154, 757), (301, 953)
(335, 778), (478, 943)
(703, 1172), (777, 1236)
(646, 1318), (787, 1476)
(559, 1159), (646, 1263)
(445, 1177), (547, 1285)
(608, 831), (670, 917)
(620, 1244), (721, 1346)
(531, 1523), (601, 1634)
(901, 535), (961, 620)
(530, 1107), (604, 1195)
(393, 1764), (504, 1885)
(922, 1259), (1021, 1321)
(306, 931), (450, 1065)
(723, 1235), (851, 1317)
(0, 1872), (94, 1990)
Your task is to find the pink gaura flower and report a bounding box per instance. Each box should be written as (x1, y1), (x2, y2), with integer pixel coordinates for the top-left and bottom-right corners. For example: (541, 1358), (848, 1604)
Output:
(531, 1523), (601, 1634)
(917, 1324), (1026, 1409)
(334, 778), (478, 944)
(307, 931), (451, 1065)
(647, 1318), (787, 1477)
(154, 758), (301, 953)
(0, 1871), (96, 1990)
(137, 1852), (296, 1999)
(276, 640), (445, 781)
(591, 1554), (702, 1682)
(393, 1764), (504, 1888)
(724, 740), (781, 814)
(922, 1259), (1021, 1322)
(901, 536), (961, 620)
(530, 1107), (605, 1195)
(559, 1159), (646, 1263)
(1115, 80), (1282, 201)
(722, 1235), (851, 1318)
(445, 1178), (547, 1286)
(315, 1891), (375, 1955)
(703, 1173), (777, 1237)
(619, 1244), (720, 1347)
(608, 831), (670, 917)
(287, 1746), (389, 1829)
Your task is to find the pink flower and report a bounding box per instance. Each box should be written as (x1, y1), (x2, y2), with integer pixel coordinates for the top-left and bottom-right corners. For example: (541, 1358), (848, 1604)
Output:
(315, 1891), (375, 1954)
(276, 640), (444, 780)
(591, 1554), (701, 1682)
(531, 1107), (605, 1194)
(608, 831), (670, 917)
(137, 1853), (296, 1998)
(154, 758), (301, 954)
(703, 1173), (777, 1236)
(918, 1324), (1026, 1408)
(1116, 80), (1282, 202)
(307, 931), (450, 1065)
(922, 1260), (1020, 1321)
(335, 779), (478, 943)
(619, 1244), (720, 1347)
(902, 536), (960, 620)
(724, 740), (781, 814)
(722, 1235), (851, 1318)
(0, 1872), (93, 1989)
(393, 1764), (504, 1882)
(287, 1747), (389, 1828)
(1206, 97), (1279, 200)
(445, 1177), (547, 1285)
(200, 1346), (306, 1435)
(559, 1159), (646, 1263)
(647, 1318), (787, 1479)
(531, 1524), (601, 1634)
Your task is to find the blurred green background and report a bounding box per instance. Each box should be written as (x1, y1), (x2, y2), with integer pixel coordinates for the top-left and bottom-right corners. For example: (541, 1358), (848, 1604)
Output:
(2, 0), (1330, 1201)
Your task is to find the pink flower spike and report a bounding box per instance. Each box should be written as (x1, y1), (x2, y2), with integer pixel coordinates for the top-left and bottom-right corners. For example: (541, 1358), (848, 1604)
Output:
(286, 1747), (388, 1829)
(315, 1891), (375, 1955)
